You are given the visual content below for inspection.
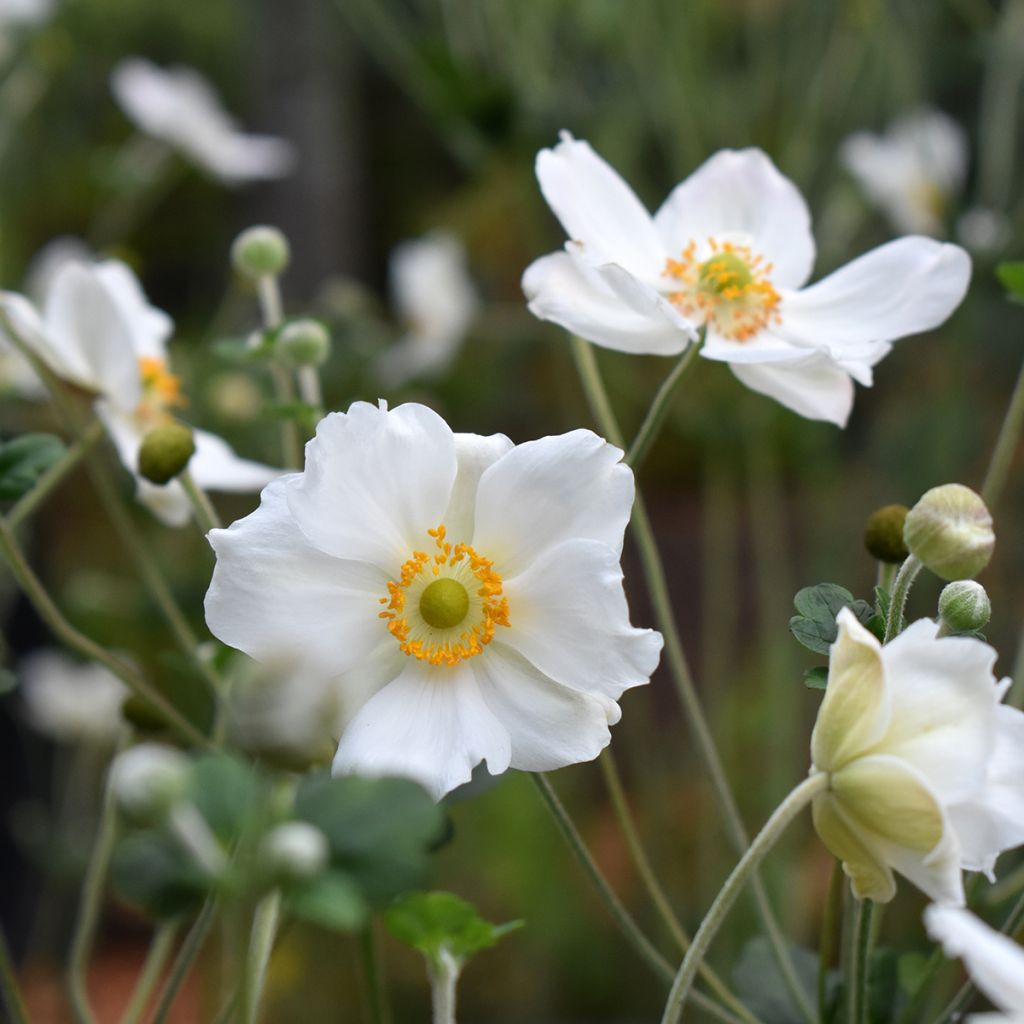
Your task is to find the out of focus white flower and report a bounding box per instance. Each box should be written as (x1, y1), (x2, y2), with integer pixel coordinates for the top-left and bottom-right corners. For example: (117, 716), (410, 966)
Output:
(111, 742), (189, 824)
(957, 206), (1012, 255)
(376, 233), (478, 388)
(0, 256), (281, 526)
(110, 58), (296, 185)
(0, 0), (52, 27)
(925, 905), (1024, 1022)
(20, 650), (127, 745)
(841, 109), (968, 236)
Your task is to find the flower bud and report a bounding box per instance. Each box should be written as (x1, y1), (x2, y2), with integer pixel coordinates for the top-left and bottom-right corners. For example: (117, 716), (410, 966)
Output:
(276, 319), (330, 368)
(864, 504), (910, 564)
(903, 484), (995, 581)
(112, 743), (189, 825)
(231, 226), (290, 279)
(138, 422), (195, 484)
(260, 821), (329, 882)
(938, 581), (991, 634)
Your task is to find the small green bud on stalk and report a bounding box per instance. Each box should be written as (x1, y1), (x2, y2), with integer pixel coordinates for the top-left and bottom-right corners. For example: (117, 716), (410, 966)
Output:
(903, 483), (995, 581)
(276, 319), (330, 368)
(231, 225), (291, 279)
(112, 743), (189, 825)
(260, 821), (329, 883)
(864, 504), (910, 563)
(937, 580), (991, 635)
(138, 422), (195, 484)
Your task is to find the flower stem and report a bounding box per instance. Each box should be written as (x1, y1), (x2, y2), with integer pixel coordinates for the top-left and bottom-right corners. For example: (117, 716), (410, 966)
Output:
(66, 751), (122, 1024)
(297, 365), (324, 420)
(7, 420), (105, 530)
(118, 922), (180, 1024)
(847, 898), (874, 1024)
(660, 773), (829, 1024)
(0, 517), (209, 746)
(981, 354), (1024, 508)
(531, 773), (746, 1024)
(179, 470), (222, 534)
(0, 926), (29, 1024)
(625, 339), (702, 470)
(428, 950), (459, 1024)
(257, 275), (303, 469)
(240, 891), (282, 1024)
(817, 859), (843, 1023)
(571, 336), (816, 1024)
(884, 555), (922, 642)
(151, 896), (218, 1024)
(361, 923), (390, 1024)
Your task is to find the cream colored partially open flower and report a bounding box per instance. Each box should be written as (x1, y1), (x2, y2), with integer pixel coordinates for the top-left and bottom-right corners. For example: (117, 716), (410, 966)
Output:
(810, 609), (1024, 904)
(925, 905), (1024, 1023)
(523, 133), (970, 426)
(204, 401), (662, 799)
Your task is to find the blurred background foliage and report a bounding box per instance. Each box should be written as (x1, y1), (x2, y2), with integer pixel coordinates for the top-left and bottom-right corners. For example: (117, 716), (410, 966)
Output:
(2, 0), (1024, 1020)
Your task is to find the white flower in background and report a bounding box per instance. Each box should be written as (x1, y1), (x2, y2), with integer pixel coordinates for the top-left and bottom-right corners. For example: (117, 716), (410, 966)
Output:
(841, 109), (968, 236)
(111, 58), (296, 185)
(522, 133), (971, 426)
(0, 0), (53, 26)
(810, 609), (1024, 905)
(925, 905), (1024, 1023)
(957, 206), (1012, 256)
(205, 401), (661, 800)
(20, 650), (127, 745)
(376, 233), (479, 388)
(0, 257), (280, 526)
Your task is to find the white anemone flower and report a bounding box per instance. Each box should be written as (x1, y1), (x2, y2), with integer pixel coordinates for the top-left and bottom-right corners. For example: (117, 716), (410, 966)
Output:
(0, 258), (281, 526)
(111, 58), (296, 185)
(20, 650), (127, 745)
(204, 400), (662, 800)
(809, 608), (1024, 905)
(925, 905), (1024, 1023)
(841, 109), (968, 237)
(522, 133), (971, 427)
(376, 233), (479, 388)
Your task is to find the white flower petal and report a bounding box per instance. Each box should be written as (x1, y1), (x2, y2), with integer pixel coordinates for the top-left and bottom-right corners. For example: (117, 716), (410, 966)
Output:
(472, 429), (634, 576)
(501, 538), (662, 701)
(444, 432), (514, 543)
(522, 251), (691, 356)
(205, 477), (390, 673)
(925, 905), (1024, 1014)
(189, 428), (282, 493)
(286, 402), (457, 570)
(332, 659), (511, 801)
(730, 355), (855, 426)
(473, 642), (615, 771)
(776, 237), (971, 352)
(653, 148), (816, 288)
(94, 260), (173, 360)
(535, 132), (666, 282)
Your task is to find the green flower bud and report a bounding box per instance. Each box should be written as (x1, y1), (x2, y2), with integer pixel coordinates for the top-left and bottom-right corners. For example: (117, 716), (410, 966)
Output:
(903, 484), (995, 581)
(112, 743), (189, 825)
(864, 504), (910, 564)
(231, 226), (290, 279)
(937, 581), (991, 634)
(261, 821), (329, 882)
(276, 319), (330, 368)
(137, 422), (195, 484)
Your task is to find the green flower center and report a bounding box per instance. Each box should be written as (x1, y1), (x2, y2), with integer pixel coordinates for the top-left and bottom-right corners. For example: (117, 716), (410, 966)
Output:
(419, 577), (470, 630)
(697, 252), (754, 296)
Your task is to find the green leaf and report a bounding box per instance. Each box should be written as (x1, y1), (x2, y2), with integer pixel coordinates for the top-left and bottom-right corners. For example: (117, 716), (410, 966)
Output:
(0, 434), (66, 500)
(803, 666), (828, 690)
(384, 891), (523, 970)
(789, 584), (874, 655)
(287, 871), (369, 933)
(211, 336), (273, 364)
(997, 261), (1024, 304)
(187, 754), (264, 842)
(110, 832), (208, 918)
(733, 937), (838, 1024)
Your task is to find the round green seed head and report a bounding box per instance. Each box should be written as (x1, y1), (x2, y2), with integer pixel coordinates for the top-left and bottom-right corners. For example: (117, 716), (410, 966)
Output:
(138, 422), (195, 484)
(904, 484), (995, 581)
(863, 504), (910, 564)
(277, 319), (330, 368)
(419, 578), (470, 630)
(231, 225), (290, 279)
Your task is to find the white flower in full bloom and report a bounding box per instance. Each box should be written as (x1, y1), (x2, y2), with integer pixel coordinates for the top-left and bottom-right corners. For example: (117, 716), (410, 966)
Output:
(523, 133), (971, 426)
(111, 58), (296, 185)
(809, 609), (1024, 904)
(205, 401), (662, 799)
(841, 109), (968, 237)
(20, 650), (127, 745)
(376, 233), (479, 388)
(925, 905), (1024, 1023)
(0, 257), (281, 526)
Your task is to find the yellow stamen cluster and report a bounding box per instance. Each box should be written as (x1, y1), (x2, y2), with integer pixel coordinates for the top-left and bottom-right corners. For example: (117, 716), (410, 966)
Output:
(136, 356), (186, 426)
(664, 238), (781, 342)
(378, 524), (510, 667)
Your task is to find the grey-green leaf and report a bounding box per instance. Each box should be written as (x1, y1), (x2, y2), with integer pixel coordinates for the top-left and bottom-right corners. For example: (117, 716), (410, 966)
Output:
(287, 871), (369, 933)
(0, 434), (66, 501)
(790, 584), (875, 654)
